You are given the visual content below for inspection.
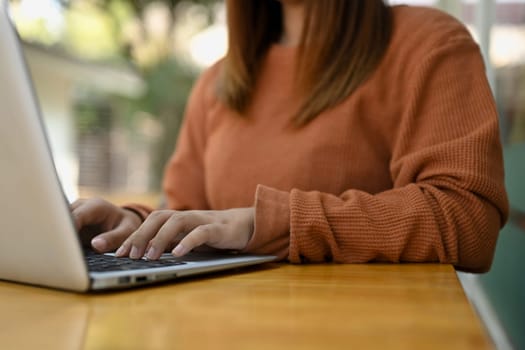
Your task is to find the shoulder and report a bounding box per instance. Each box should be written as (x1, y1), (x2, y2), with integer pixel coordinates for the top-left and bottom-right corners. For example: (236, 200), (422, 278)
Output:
(189, 59), (223, 106)
(381, 5), (483, 81)
(388, 6), (478, 62)
(180, 59), (224, 130)
(390, 5), (473, 44)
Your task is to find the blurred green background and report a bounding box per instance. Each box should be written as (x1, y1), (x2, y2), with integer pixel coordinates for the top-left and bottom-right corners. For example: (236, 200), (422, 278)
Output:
(9, 0), (223, 200)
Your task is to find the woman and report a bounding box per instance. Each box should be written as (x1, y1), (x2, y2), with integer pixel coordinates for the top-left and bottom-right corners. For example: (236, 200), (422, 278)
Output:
(72, 0), (508, 272)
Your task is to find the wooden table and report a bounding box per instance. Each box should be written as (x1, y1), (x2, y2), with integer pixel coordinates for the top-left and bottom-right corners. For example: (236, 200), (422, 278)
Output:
(0, 263), (491, 349)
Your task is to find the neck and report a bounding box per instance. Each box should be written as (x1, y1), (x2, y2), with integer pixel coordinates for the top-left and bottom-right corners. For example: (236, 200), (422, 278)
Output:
(279, 2), (304, 46)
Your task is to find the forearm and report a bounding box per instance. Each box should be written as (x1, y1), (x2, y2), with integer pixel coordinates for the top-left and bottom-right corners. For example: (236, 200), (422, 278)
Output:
(287, 181), (503, 272)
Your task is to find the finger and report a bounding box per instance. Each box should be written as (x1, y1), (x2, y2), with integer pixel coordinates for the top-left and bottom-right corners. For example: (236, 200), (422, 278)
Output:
(90, 223), (136, 253)
(90, 210), (141, 253)
(70, 199), (85, 211)
(71, 204), (88, 231)
(172, 224), (221, 257)
(71, 198), (109, 230)
(120, 210), (173, 259)
(145, 212), (209, 260)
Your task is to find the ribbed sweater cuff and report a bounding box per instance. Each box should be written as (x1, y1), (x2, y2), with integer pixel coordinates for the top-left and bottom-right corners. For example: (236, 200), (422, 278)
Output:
(241, 185), (290, 260)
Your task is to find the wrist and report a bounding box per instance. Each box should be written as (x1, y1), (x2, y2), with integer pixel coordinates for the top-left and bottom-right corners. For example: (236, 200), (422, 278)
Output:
(122, 206), (146, 223)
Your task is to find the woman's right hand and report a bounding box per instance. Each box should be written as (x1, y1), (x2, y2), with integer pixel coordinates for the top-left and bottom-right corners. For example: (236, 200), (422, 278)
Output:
(71, 198), (143, 253)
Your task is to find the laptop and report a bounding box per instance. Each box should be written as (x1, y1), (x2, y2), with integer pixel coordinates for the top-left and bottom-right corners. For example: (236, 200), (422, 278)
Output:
(0, 2), (276, 292)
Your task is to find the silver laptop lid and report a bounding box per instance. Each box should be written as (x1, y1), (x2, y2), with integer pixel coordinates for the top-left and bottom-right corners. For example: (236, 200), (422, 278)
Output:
(0, 1), (90, 291)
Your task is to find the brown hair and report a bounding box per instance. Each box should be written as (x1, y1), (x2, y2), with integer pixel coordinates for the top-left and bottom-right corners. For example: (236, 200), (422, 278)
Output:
(219, 0), (392, 126)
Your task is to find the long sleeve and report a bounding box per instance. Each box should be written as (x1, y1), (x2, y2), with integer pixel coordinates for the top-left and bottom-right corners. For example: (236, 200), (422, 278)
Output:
(293, 39), (508, 271)
(246, 31), (508, 272)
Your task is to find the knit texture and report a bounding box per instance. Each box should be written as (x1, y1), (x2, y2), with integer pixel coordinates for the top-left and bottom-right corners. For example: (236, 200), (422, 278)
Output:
(127, 6), (508, 272)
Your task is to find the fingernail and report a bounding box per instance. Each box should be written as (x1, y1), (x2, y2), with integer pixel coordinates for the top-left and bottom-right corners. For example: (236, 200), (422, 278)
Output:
(146, 246), (157, 260)
(172, 244), (187, 257)
(130, 245), (141, 259)
(91, 237), (107, 251)
(115, 245), (126, 257)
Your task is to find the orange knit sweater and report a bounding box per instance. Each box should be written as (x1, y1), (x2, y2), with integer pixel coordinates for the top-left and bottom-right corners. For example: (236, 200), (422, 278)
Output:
(130, 6), (508, 272)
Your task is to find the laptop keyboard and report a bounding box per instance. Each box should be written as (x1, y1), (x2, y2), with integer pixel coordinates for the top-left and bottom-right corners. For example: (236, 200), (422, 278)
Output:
(84, 250), (186, 272)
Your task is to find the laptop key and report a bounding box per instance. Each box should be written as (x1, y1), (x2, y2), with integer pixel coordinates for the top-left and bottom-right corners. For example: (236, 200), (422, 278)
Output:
(84, 250), (186, 272)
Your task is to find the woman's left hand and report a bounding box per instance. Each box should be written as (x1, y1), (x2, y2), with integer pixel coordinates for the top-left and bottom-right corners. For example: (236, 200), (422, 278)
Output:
(114, 207), (255, 260)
